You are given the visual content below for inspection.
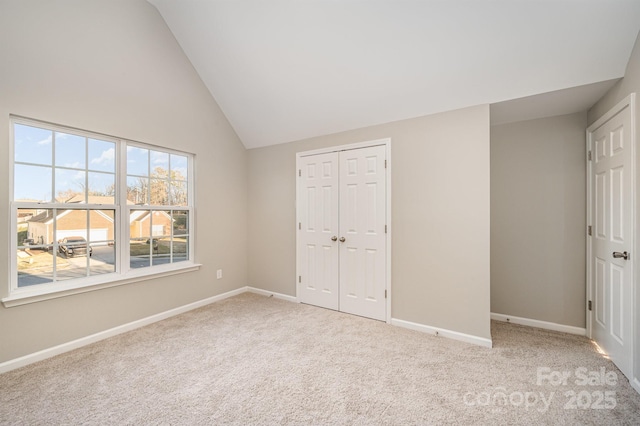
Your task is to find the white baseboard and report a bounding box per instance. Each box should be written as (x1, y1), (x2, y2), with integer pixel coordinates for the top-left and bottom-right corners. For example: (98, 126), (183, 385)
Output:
(0, 286), (246, 375)
(391, 318), (493, 348)
(491, 312), (586, 336)
(632, 378), (640, 395)
(246, 286), (297, 303)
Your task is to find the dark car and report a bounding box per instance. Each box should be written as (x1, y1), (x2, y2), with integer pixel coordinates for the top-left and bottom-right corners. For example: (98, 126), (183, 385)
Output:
(58, 236), (93, 258)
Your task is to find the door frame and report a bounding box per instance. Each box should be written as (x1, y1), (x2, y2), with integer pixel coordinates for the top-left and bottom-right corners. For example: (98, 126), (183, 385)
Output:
(586, 94), (636, 378)
(295, 138), (392, 323)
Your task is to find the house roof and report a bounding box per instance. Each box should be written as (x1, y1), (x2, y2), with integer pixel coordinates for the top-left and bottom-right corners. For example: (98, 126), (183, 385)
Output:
(28, 209), (173, 225)
(28, 210), (56, 224)
(129, 210), (172, 223)
(149, 0), (640, 149)
(27, 209), (115, 225)
(58, 195), (117, 204)
(56, 195), (136, 205)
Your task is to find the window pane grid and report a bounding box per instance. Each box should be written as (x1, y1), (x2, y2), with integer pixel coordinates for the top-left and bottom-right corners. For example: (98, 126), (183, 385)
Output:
(128, 208), (190, 269)
(15, 206), (117, 288)
(14, 123), (118, 201)
(126, 145), (189, 207)
(11, 118), (194, 293)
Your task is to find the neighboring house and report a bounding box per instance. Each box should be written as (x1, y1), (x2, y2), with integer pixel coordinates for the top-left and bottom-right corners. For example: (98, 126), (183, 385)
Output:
(26, 196), (173, 245)
(15, 199), (46, 224)
(129, 210), (173, 239)
(27, 209), (115, 246)
(17, 210), (38, 224)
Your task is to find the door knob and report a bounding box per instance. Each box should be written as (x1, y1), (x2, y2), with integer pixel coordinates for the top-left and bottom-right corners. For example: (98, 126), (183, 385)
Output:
(339, 237), (346, 242)
(613, 251), (630, 260)
(331, 236), (337, 241)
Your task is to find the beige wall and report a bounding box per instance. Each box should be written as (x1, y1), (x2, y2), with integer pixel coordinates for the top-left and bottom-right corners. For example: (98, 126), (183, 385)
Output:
(248, 105), (491, 340)
(491, 112), (587, 327)
(0, 1), (248, 363)
(588, 30), (640, 385)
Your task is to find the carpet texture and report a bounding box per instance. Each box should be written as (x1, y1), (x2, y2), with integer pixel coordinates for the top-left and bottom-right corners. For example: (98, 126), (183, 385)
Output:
(1, 292), (639, 425)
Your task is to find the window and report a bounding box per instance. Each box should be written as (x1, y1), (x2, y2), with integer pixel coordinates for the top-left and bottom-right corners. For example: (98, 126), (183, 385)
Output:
(125, 145), (191, 269)
(8, 117), (195, 303)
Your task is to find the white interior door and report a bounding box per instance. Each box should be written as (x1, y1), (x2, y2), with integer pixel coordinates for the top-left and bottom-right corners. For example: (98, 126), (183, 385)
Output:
(589, 101), (634, 381)
(338, 146), (387, 321)
(297, 143), (388, 321)
(297, 152), (339, 310)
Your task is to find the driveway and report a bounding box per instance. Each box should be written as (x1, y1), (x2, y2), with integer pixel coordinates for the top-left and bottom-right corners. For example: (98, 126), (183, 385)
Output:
(18, 246), (115, 287)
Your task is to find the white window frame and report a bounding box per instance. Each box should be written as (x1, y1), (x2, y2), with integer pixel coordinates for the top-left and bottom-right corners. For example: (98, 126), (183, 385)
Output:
(4, 116), (199, 307)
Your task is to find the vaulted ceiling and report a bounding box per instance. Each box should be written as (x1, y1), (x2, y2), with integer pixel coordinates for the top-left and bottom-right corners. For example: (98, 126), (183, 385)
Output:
(149, 0), (640, 149)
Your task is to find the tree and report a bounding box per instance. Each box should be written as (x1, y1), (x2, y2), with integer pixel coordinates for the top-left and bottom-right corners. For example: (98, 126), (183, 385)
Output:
(126, 167), (186, 205)
(90, 183), (116, 197)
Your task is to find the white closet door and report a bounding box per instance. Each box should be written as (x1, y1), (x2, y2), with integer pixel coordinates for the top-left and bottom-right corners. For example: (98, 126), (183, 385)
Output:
(297, 152), (339, 310)
(338, 145), (387, 321)
(590, 104), (633, 381)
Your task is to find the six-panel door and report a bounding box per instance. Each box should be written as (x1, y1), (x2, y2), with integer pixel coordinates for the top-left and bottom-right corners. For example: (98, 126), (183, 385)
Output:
(298, 152), (340, 310)
(338, 145), (387, 321)
(591, 106), (633, 380)
(297, 145), (387, 321)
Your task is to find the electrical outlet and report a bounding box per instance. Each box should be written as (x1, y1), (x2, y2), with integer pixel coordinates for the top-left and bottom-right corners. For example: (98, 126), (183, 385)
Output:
(216, 269), (222, 279)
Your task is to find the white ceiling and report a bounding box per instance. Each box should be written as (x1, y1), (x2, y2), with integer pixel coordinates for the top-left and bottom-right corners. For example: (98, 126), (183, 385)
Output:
(149, 0), (640, 149)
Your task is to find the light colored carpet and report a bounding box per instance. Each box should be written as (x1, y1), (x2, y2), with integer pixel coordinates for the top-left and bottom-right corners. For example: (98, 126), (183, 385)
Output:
(1, 292), (639, 425)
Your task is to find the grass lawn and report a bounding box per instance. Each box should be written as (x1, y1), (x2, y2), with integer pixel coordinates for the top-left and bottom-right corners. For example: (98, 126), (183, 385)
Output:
(17, 250), (70, 271)
(129, 239), (187, 256)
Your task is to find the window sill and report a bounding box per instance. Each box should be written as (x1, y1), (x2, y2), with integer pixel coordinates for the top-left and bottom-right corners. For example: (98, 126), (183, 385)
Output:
(2, 263), (202, 308)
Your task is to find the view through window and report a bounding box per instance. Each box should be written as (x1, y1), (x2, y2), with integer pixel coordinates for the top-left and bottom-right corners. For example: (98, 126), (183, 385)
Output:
(12, 118), (193, 293)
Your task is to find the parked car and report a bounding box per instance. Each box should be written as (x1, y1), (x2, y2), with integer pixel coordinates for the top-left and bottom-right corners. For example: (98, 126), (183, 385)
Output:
(58, 236), (93, 258)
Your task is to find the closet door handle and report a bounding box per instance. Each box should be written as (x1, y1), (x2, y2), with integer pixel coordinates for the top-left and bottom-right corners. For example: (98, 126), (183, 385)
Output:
(339, 237), (346, 242)
(331, 236), (337, 241)
(613, 251), (629, 260)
